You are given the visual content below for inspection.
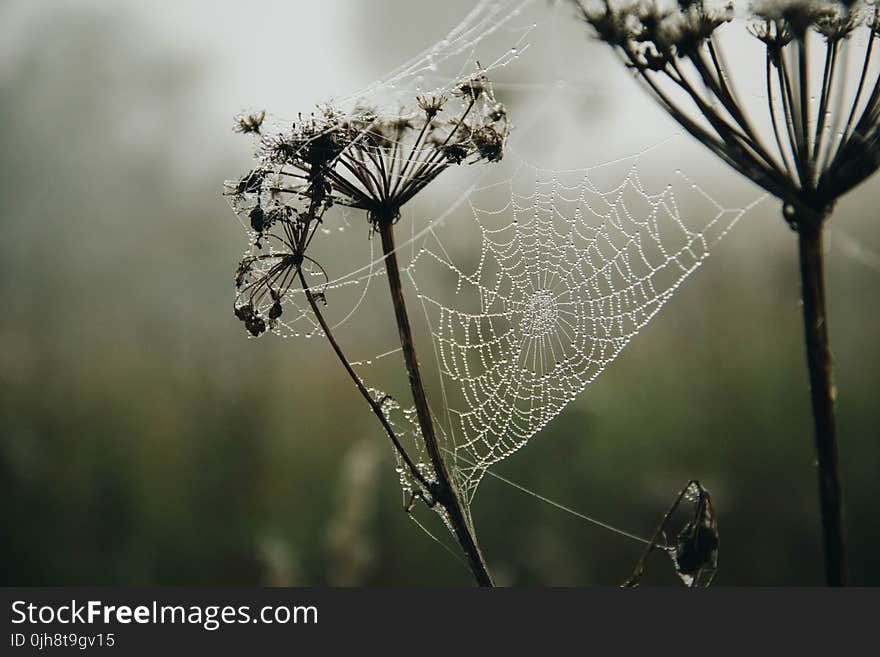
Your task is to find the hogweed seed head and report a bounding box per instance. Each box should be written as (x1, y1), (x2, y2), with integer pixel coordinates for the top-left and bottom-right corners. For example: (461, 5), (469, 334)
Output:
(471, 125), (506, 162)
(454, 72), (490, 99)
(242, 76), (507, 228)
(417, 93), (447, 118)
(575, 0), (880, 227)
(224, 74), (510, 337)
(233, 110), (266, 135)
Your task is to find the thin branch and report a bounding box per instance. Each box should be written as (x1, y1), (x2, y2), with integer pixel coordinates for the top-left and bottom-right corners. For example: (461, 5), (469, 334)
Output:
(812, 40), (838, 171)
(295, 266), (433, 494)
(798, 37), (814, 189)
(767, 52), (798, 180)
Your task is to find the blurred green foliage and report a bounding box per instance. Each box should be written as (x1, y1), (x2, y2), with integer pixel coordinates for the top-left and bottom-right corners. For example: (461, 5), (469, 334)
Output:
(1, 2), (878, 586)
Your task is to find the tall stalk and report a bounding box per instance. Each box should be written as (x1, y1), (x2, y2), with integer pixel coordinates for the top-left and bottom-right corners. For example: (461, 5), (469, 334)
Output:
(377, 216), (494, 587)
(795, 217), (846, 586)
(573, 0), (880, 585)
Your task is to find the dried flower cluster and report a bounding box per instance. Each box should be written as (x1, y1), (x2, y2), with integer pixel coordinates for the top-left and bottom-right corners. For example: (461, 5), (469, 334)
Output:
(575, 0), (880, 226)
(225, 75), (509, 336)
(223, 75), (509, 586)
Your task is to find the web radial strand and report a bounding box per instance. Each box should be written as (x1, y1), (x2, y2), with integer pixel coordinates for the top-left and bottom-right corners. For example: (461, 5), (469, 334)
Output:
(407, 159), (758, 504)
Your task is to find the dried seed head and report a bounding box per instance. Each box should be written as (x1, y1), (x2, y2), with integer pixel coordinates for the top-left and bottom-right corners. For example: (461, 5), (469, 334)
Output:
(259, 109), (349, 169)
(245, 314), (266, 337)
(234, 260), (251, 289)
(442, 142), (471, 164)
(748, 18), (793, 59)
(226, 73), (511, 341)
(471, 125), (505, 162)
(752, 0), (833, 37)
(241, 76), (508, 224)
(813, 3), (860, 42)
(454, 73), (489, 99)
(417, 93), (447, 118)
(579, 0), (733, 56)
(578, 1), (629, 47)
(574, 0), (880, 226)
(233, 301), (268, 337)
(248, 204), (266, 233)
(234, 303), (254, 322)
(233, 110), (266, 135)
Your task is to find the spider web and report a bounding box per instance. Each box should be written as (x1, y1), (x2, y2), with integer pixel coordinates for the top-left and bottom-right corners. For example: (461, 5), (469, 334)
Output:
(408, 156), (757, 503)
(227, 0), (767, 515)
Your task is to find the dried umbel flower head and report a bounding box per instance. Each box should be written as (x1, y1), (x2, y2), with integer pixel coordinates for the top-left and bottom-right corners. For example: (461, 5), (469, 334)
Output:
(233, 110), (266, 135)
(576, 0), (870, 586)
(230, 205), (328, 337)
(575, 0), (880, 227)
(417, 93), (447, 118)
(225, 109), (342, 336)
(251, 75), (509, 228)
(224, 74), (510, 337)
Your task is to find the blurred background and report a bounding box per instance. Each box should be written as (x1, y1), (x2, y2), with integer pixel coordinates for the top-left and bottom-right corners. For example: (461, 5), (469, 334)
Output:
(1, 0), (878, 586)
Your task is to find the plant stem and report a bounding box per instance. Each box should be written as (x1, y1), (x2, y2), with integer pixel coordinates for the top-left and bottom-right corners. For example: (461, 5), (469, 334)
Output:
(377, 217), (494, 587)
(296, 267), (432, 492)
(796, 218), (846, 586)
